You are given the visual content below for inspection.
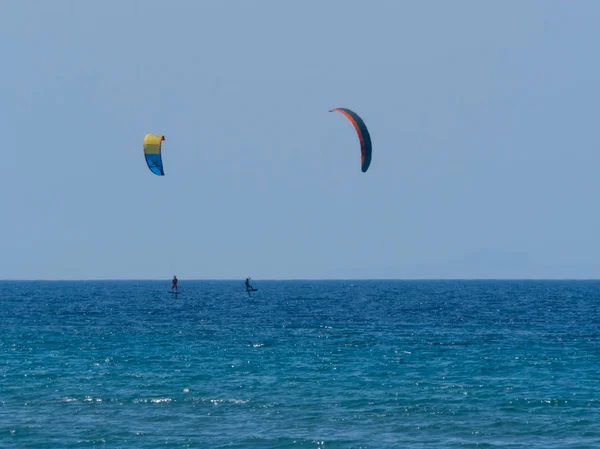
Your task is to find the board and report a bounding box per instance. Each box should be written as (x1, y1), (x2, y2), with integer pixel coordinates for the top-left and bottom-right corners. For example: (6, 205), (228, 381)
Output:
(168, 291), (182, 295)
(246, 288), (258, 292)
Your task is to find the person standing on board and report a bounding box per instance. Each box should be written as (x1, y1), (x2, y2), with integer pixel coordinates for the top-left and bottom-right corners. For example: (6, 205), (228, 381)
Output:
(245, 277), (252, 290)
(172, 275), (178, 292)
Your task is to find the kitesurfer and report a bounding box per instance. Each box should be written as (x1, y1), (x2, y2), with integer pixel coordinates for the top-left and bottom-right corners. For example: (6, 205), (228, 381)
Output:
(172, 275), (178, 291)
(245, 277), (252, 290)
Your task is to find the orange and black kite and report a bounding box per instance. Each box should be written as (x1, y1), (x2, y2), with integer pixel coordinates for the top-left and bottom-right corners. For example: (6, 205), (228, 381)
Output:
(329, 107), (372, 173)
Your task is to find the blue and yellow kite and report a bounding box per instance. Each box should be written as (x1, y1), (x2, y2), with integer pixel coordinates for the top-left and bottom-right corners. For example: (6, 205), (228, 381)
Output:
(143, 134), (166, 176)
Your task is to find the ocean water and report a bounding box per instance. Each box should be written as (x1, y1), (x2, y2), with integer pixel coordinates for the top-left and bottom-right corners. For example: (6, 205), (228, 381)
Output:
(0, 280), (599, 448)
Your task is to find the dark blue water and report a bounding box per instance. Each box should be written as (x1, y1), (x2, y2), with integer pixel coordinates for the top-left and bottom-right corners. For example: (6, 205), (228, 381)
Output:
(1, 280), (599, 448)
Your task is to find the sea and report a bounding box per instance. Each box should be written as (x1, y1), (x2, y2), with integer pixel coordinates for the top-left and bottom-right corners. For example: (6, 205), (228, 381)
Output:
(1, 280), (599, 448)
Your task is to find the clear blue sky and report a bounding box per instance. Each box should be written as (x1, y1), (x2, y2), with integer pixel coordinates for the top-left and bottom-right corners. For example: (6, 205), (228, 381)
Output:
(2, 1), (600, 280)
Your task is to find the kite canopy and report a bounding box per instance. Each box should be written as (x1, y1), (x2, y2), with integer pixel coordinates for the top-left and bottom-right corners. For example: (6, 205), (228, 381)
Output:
(329, 108), (372, 173)
(143, 134), (166, 176)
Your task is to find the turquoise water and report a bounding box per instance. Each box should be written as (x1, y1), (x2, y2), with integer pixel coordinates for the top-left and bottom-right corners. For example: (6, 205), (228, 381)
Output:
(1, 280), (599, 448)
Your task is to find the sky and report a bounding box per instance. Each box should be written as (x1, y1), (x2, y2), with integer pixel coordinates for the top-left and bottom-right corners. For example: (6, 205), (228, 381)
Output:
(2, 1), (600, 280)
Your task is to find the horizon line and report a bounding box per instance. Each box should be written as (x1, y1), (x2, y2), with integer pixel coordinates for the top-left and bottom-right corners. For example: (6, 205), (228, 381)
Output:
(2, 278), (600, 282)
